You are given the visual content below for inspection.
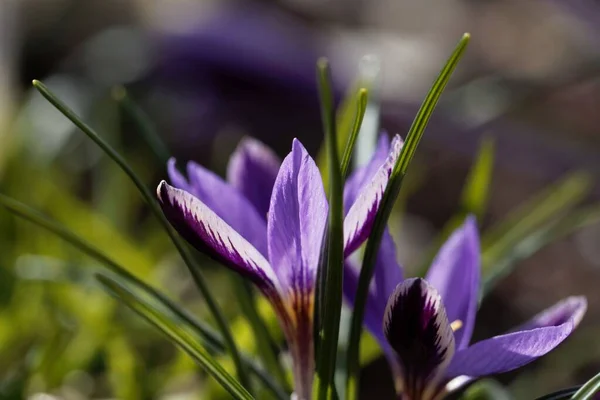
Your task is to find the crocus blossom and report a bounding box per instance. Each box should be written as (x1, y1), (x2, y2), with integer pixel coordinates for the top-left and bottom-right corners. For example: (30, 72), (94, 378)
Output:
(344, 217), (587, 400)
(157, 136), (401, 399)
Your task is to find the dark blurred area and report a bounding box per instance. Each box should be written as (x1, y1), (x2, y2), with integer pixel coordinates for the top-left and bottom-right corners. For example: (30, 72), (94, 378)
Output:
(1, 0), (600, 398)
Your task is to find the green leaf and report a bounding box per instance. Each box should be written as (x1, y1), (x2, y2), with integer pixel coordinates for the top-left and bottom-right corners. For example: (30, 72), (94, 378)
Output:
(460, 135), (495, 220)
(231, 276), (289, 390)
(112, 86), (171, 165)
(481, 171), (591, 259)
(533, 387), (581, 400)
(31, 79), (249, 388)
(340, 89), (368, 180)
(483, 204), (600, 293)
(571, 372), (600, 400)
(345, 33), (470, 400)
(0, 194), (288, 400)
(481, 172), (593, 293)
(112, 84), (286, 391)
(462, 379), (512, 400)
(315, 58), (346, 400)
(96, 274), (254, 400)
(318, 84), (365, 188)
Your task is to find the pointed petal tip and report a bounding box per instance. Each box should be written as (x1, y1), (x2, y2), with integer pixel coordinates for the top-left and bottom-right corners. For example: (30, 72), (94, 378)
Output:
(291, 137), (307, 154)
(157, 180), (168, 199)
(383, 278), (455, 390)
(569, 296), (588, 326)
(446, 295), (588, 379)
(532, 295), (588, 329)
(391, 133), (404, 146)
(464, 214), (478, 227)
(234, 136), (267, 155)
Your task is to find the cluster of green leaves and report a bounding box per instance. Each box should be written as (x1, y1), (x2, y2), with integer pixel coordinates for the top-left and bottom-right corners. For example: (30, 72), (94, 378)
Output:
(0, 30), (598, 400)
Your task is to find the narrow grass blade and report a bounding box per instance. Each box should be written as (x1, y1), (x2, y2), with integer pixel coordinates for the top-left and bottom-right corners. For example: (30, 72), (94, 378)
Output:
(340, 89), (368, 180)
(481, 171), (592, 285)
(0, 194), (288, 400)
(112, 86), (171, 165)
(483, 204), (600, 293)
(533, 387), (582, 400)
(31, 80), (249, 388)
(345, 33), (470, 400)
(315, 58), (346, 400)
(318, 61), (376, 187)
(460, 135), (495, 220)
(481, 171), (591, 254)
(97, 274), (254, 400)
(231, 276), (289, 390)
(112, 84), (285, 387)
(571, 371), (600, 400)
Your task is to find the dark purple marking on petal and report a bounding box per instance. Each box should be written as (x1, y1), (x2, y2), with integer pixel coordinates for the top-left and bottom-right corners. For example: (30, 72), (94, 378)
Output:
(227, 137), (281, 219)
(343, 134), (403, 256)
(157, 181), (278, 293)
(446, 296), (587, 379)
(343, 133), (391, 213)
(383, 278), (455, 399)
(182, 160), (269, 256)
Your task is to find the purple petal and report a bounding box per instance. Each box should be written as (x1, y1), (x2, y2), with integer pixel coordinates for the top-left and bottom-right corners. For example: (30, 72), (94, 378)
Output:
(267, 138), (328, 293)
(179, 160), (268, 256)
(167, 158), (193, 193)
(343, 134), (391, 213)
(226, 137), (281, 219)
(343, 135), (403, 256)
(343, 229), (403, 369)
(157, 181), (279, 292)
(384, 278), (455, 398)
(446, 296), (587, 378)
(513, 296), (587, 331)
(425, 216), (481, 350)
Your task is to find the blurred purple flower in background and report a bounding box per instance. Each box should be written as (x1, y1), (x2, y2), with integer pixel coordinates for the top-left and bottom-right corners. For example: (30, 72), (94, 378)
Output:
(156, 3), (330, 158)
(345, 217), (587, 399)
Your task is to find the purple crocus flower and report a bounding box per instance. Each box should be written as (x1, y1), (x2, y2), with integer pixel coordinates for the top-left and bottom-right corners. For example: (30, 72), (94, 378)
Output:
(344, 217), (587, 400)
(156, 136), (401, 399)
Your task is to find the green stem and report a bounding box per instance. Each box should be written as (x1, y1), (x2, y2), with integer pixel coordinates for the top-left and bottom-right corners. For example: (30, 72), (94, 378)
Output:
(112, 86), (171, 165)
(314, 59), (345, 400)
(0, 194), (288, 400)
(345, 34), (470, 400)
(231, 276), (290, 391)
(340, 89), (368, 181)
(32, 80), (251, 390)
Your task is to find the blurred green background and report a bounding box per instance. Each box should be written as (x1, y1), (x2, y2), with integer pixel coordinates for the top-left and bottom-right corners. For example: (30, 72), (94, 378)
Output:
(0, 0), (600, 399)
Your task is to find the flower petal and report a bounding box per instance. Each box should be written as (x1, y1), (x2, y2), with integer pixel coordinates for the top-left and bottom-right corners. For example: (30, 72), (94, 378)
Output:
(267, 138), (327, 293)
(181, 160), (269, 256)
(343, 134), (403, 256)
(513, 296), (587, 331)
(384, 278), (455, 398)
(343, 134), (390, 213)
(167, 158), (193, 193)
(425, 216), (480, 350)
(227, 137), (281, 219)
(157, 181), (279, 293)
(343, 229), (403, 368)
(446, 296), (587, 378)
